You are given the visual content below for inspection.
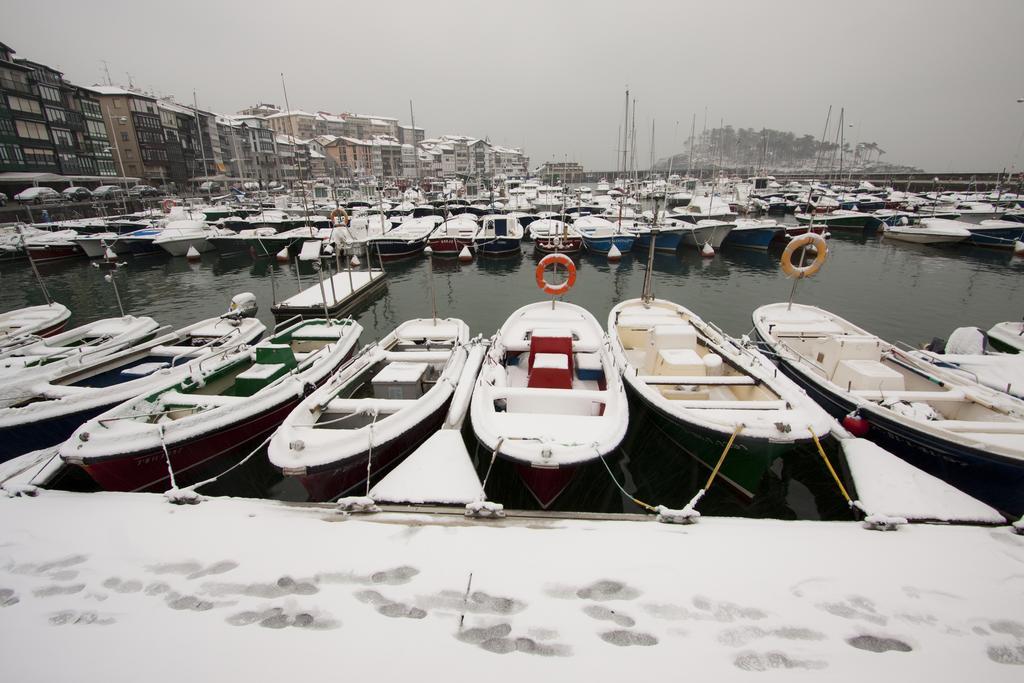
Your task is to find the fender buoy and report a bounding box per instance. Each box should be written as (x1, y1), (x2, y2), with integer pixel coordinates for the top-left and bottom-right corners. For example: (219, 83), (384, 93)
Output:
(781, 233), (828, 279)
(535, 253), (577, 296)
(842, 412), (870, 437)
(161, 199), (174, 213)
(330, 207), (350, 226)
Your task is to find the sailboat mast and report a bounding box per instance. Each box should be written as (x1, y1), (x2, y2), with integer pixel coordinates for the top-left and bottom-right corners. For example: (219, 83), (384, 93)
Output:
(621, 89), (629, 176)
(687, 113), (696, 177)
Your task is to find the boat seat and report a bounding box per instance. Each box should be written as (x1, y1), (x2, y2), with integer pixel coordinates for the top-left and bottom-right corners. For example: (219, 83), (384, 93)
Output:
(575, 352), (604, 382)
(119, 361), (170, 377)
(502, 386), (606, 416)
(528, 352), (573, 390)
(637, 375), (755, 385)
(529, 331), (573, 371)
(649, 348), (704, 376)
(934, 420), (1024, 434)
(383, 351), (451, 363)
(849, 389), (966, 402)
(672, 399), (788, 410)
(160, 391), (245, 408)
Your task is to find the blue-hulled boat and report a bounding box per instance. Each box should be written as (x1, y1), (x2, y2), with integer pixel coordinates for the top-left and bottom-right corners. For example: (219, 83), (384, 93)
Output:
(631, 219), (688, 252)
(576, 216), (636, 254)
(365, 216), (442, 260)
(473, 215), (523, 256)
(965, 220), (1024, 248)
(722, 219), (785, 250)
(754, 303), (1024, 517)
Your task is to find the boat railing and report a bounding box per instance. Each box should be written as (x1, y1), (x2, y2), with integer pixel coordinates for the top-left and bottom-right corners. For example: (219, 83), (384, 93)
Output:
(272, 314), (304, 335)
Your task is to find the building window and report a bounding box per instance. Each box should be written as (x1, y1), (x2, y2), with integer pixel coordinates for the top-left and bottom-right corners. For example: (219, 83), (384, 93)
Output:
(7, 96), (42, 115)
(113, 99), (122, 108)
(15, 120), (49, 140)
(52, 128), (76, 147)
(22, 147), (57, 166)
(37, 85), (61, 104)
(44, 106), (68, 124)
(80, 100), (102, 119)
(0, 118), (13, 136)
(86, 120), (107, 138)
(0, 143), (25, 164)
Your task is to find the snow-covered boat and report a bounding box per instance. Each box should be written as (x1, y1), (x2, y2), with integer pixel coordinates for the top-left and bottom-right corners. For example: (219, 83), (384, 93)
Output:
(0, 315), (160, 381)
(61, 316), (362, 492)
(364, 216), (441, 260)
(472, 215), (523, 256)
(722, 219), (785, 250)
(74, 232), (122, 258)
(426, 216), (477, 256)
(883, 218), (972, 244)
(669, 195), (737, 223)
(576, 216), (636, 254)
(529, 219), (583, 254)
(0, 302), (71, 349)
(153, 220), (226, 256)
(25, 230), (85, 262)
(471, 301), (629, 507)
(609, 298), (832, 497)
(794, 209), (871, 229)
(753, 303), (1024, 516)
(0, 296), (265, 462)
(268, 318), (472, 501)
(964, 219), (1024, 248)
(679, 219), (735, 249)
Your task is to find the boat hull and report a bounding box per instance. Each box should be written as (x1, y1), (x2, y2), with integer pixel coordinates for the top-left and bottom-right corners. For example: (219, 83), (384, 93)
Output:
(634, 229), (684, 253)
(27, 243), (84, 262)
(474, 238), (522, 256)
(0, 404), (108, 463)
(294, 399), (449, 502)
(366, 236), (428, 260)
(966, 225), (1024, 248)
(534, 236), (583, 254)
(581, 234), (636, 254)
(759, 333), (1024, 517)
(723, 227), (781, 250)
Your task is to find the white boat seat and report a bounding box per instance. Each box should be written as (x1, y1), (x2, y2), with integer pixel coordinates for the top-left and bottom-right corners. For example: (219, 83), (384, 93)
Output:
(160, 391), (245, 408)
(850, 389), (966, 402)
(291, 323), (350, 340)
(936, 420), (1024, 434)
(533, 353), (568, 370)
(637, 375), (755, 385)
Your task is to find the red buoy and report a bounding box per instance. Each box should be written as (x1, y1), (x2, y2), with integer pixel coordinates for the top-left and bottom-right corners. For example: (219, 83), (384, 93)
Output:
(842, 413), (870, 437)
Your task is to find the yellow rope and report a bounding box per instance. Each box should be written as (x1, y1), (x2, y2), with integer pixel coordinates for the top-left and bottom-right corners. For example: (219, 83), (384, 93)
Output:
(809, 427), (853, 505)
(703, 423), (744, 492)
(597, 450), (659, 513)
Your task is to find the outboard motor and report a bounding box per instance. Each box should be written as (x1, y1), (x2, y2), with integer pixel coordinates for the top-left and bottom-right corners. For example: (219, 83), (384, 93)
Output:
(225, 292), (258, 320)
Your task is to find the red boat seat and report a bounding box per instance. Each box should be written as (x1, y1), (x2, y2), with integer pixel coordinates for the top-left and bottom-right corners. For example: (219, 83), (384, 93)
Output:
(528, 352), (573, 389)
(528, 329), (574, 374)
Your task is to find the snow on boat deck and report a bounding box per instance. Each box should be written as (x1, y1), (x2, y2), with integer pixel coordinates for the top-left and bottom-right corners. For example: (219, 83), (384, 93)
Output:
(0, 490), (1022, 681)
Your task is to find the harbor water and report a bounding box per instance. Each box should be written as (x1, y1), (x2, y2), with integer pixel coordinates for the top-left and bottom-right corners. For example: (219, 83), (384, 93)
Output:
(3, 224), (1022, 519)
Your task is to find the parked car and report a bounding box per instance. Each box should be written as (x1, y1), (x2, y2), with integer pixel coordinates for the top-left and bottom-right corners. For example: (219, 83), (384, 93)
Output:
(62, 186), (93, 202)
(14, 187), (62, 204)
(92, 185), (125, 199)
(128, 185), (160, 198)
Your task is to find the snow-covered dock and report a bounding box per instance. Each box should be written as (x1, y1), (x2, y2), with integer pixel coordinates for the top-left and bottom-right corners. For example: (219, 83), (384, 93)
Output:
(0, 490), (1022, 681)
(270, 269), (387, 321)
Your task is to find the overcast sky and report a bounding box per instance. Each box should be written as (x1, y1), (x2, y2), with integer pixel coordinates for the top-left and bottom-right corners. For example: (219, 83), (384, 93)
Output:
(6, 0), (1024, 172)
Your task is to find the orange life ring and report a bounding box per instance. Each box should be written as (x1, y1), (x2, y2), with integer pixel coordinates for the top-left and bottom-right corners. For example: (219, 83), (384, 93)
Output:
(781, 233), (828, 279)
(161, 199), (174, 213)
(330, 207), (350, 226)
(535, 253), (577, 296)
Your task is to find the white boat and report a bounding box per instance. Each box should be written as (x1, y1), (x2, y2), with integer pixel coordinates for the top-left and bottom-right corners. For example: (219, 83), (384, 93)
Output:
(670, 195), (737, 223)
(0, 315), (160, 381)
(609, 298), (832, 498)
(883, 219), (972, 244)
(471, 301), (629, 507)
(679, 219), (735, 249)
(753, 302), (1024, 516)
(0, 303), (71, 349)
(268, 318), (472, 501)
(75, 232), (122, 259)
(153, 220), (227, 256)
(61, 317), (362, 493)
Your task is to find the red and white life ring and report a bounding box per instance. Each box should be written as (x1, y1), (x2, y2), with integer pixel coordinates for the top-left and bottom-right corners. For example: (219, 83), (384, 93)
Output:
(535, 253), (577, 296)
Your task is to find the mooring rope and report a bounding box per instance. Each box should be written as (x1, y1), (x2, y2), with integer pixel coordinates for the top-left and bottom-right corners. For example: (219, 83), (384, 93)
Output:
(595, 445), (658, 513)
(808, 426), (854, 507)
